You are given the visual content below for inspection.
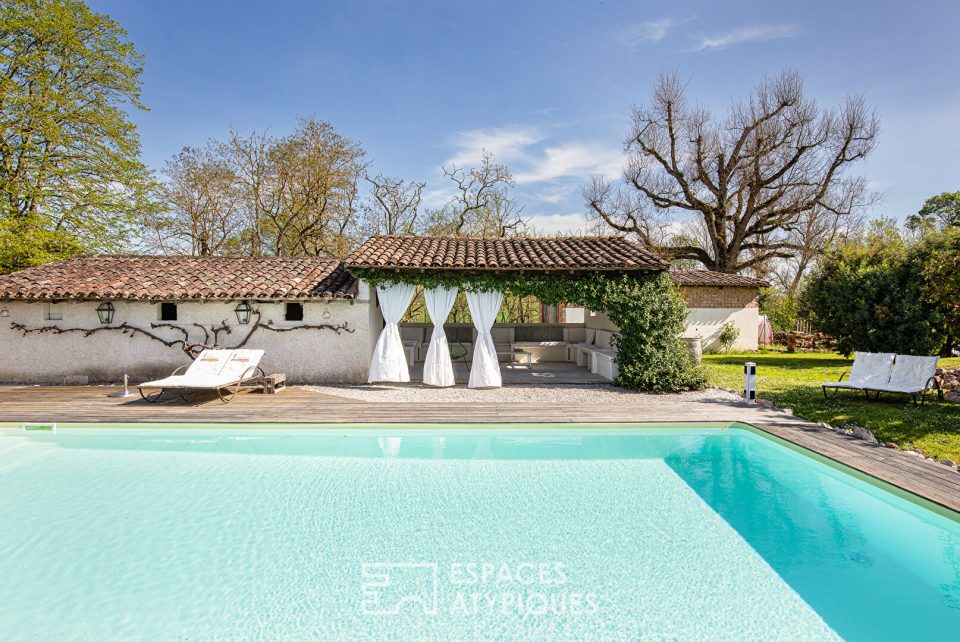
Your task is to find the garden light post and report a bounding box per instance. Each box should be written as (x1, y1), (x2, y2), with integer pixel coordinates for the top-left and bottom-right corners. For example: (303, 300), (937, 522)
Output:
(744, 362), (757, 404)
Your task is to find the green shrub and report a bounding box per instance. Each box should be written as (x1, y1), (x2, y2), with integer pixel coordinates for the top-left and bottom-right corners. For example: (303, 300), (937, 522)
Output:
(716, 322), (740, 353)
(801, 223), (946, 355)
(759, 289), (798, 332)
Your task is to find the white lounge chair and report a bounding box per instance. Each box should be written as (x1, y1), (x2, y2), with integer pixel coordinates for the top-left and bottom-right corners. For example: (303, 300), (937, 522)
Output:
(138, 349), (265, 403)
(865, 355), (942, 406)
(822, 352), (895, 399)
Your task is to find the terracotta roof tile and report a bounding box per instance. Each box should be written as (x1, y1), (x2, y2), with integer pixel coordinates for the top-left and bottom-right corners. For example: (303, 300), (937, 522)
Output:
(0, 256), (358, 301)
(670, 270), (769, 288)
(344, 235), (669, 271)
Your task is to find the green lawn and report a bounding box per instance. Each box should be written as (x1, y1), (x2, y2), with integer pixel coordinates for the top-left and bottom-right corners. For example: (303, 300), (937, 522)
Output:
(701, 351), (960, 461)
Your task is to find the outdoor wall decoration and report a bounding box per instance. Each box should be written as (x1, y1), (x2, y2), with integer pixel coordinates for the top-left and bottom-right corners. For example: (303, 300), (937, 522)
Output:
(10, 309), (353, 359)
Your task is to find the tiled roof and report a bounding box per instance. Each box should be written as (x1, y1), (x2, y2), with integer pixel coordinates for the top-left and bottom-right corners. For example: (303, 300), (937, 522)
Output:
(670, 270), (769, 288)
(344, 235), (669, 271)
(0, 255), (358, 301)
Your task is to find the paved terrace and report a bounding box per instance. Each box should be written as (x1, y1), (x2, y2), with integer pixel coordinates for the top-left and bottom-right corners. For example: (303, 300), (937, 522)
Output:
(2, 385), (959, 515)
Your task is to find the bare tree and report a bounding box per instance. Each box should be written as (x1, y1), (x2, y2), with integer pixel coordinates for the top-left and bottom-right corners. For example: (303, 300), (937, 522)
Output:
(770, 205), (864, 294)
(224, 117), (366, 257)
(221, 128), (272, 255)
(586, 70), (878, 273)
(424, 150), (526, 237)
(361, 173), (425, 235)
(144, 144), (244, 255)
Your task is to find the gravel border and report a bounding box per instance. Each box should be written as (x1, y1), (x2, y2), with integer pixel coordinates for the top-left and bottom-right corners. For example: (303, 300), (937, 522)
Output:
(303, 383), (743, 404)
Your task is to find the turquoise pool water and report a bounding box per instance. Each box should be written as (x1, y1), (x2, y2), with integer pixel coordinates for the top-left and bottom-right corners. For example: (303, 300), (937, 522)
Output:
(1, 424), (958, 640)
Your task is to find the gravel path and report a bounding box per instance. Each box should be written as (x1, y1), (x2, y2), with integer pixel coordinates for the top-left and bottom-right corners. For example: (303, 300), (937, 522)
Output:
(303, 382), (743, 405)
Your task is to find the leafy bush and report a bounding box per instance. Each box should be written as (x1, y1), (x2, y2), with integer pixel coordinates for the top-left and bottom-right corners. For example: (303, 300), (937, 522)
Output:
(918, 226), (960, 354)
(716, 322), (740, 353)
(357, 269), (706, 392)
(801, 223), (947, 355)
(759, 289), (799, 332)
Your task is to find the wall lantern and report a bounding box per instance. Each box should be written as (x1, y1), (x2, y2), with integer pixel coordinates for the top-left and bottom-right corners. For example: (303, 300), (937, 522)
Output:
(234, 301), (252, 325)
(96, 301), (115, 324)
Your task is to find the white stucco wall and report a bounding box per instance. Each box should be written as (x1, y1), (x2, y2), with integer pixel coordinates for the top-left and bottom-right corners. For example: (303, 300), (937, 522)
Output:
(584, 310), (618, 333)
(582, 306), (759, 351)
(683, 307), (759, 351)
(0, 292), (376, 384)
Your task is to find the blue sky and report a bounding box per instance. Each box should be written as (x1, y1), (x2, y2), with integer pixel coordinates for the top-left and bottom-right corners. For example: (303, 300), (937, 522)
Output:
(94, 0), (960, 233)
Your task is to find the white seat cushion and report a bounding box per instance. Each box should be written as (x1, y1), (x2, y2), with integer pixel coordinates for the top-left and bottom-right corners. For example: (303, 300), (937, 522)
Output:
(867, 355), (938, 393)
(846, 352), (896, 387)
(217, 349), (265, 381)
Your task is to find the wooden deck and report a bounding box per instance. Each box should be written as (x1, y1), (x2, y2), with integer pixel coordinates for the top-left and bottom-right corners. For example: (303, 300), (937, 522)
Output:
(3, 385), (960, 514)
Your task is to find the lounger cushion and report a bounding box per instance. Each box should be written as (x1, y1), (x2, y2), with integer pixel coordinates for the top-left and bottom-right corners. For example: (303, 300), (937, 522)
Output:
(847, 352), (896, 387)
(217, 349), (265, 380)
(139, 349), (265, 389)
(866, 355), (939, 393)
(186, 350), (233, 377)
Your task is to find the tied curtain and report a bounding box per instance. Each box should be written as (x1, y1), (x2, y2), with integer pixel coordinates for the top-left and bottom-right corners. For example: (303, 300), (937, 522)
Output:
(423, 286), (458, 387)
(466, 289), (504, 389)
(368, 282), (416, 383)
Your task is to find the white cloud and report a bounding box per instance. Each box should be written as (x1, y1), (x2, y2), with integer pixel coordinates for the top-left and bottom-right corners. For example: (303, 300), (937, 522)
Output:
(447, 126), (543, 167)
(419, 186), (455, 209)
(513, 142), (624, 185)
(695, 24), (798, 51)
(525, 213), (591, 235)
(447, 126), (623, 184)
(438, 125), (626, 217)
(531, 184), (576, 205)
(619, 18), (677, 45)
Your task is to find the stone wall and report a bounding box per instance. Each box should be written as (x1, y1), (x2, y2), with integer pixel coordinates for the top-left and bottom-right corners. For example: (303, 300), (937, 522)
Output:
(680, 286), (759, 309)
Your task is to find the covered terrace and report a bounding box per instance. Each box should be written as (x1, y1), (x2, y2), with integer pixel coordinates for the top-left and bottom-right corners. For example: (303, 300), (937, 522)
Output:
(344, 235), (669, 388)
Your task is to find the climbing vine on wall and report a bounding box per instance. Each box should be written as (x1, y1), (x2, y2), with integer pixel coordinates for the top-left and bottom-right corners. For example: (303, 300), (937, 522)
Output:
(353, 268), (706, 392)
(10, 309), (353, 359)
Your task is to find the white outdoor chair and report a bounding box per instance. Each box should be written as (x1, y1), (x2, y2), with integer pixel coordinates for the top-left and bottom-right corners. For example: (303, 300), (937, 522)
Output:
(865, 355), (942, 406)
(138, 349), (265, 403)
(822, 352), (895, 399)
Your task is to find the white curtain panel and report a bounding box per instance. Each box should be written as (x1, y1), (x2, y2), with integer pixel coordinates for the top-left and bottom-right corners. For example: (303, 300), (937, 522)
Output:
(368, 282), (417, 383)
(423, 286), (458, 387)
(466, 289), (504, 389)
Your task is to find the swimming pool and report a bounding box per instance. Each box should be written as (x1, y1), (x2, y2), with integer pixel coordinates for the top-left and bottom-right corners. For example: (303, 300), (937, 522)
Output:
(1, 423), (958, 640)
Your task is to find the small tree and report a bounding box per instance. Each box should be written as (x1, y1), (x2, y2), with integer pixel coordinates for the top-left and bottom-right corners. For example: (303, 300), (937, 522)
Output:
(716, 322), (740, 353)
